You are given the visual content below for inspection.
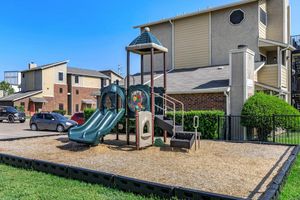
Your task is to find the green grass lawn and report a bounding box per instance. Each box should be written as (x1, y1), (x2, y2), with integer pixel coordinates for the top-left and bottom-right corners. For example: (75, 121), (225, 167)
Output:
(0, 164), (156, 200)
(280, 154), (300, 200)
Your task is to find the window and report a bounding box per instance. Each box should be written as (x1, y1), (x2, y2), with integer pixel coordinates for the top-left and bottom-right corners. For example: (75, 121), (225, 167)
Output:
(282, 51), (286, 66)
(45, 114), (54, 120)
(260, 54), (267, 62)
(59, 88), (63, 93)
(58, 72), (64, 81)
(36, 113), (43, 119)
(76, 90), (79, 95)
(59, 104), (64, 110)
(22, 73), (25, 78)
(75, 104), (79, 112)
(20, 102), (25, 107)
(260, 8), (267, 26)
(75, 75), (79, 84)
(230, 9), (245, 25)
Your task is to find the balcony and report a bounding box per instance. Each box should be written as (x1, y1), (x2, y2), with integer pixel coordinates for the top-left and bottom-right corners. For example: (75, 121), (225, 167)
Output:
(291, 35), (300, 50)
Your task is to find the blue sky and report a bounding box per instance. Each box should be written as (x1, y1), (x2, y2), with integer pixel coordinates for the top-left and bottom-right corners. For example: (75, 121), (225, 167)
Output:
(0, 0), (299, 80)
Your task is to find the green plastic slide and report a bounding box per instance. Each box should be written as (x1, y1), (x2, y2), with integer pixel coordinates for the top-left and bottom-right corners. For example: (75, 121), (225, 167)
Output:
(69, 109), (125, 145)
(68, 84), (126, 145)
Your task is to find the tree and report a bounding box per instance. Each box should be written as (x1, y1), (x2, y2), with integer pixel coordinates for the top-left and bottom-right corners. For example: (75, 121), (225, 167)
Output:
(0, 81), (15, 95)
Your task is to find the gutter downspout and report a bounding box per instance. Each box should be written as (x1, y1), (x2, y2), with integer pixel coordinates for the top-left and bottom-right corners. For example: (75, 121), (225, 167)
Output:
(169, 20), (175, 70)
(224, 87), (231, 115)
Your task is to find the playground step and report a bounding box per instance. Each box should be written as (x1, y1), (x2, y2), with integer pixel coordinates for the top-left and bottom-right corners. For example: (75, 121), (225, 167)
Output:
(155, 115), (183, 135)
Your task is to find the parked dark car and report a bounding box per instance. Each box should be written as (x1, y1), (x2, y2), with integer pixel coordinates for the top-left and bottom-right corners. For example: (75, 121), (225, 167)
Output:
(30, 112), (77, 132)
(0, 106), (26, 123)
(71, 112), (85, 125)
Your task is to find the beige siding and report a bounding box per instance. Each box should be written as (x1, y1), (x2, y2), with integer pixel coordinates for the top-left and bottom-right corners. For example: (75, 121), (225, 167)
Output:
(21, 70), (42, 91)
(174, 14), (209, 69)
(259, 23), (266, 39)
(281, 66), (288, 88)
(266, 0), (284, 42)
(142, 23), (172, 72)
(23, 71), (35, 91)
(110, 73), (122, 84)
(72, 75), (101, 89)
(257, 65), (278, 87)
(42, 64), (67, 97)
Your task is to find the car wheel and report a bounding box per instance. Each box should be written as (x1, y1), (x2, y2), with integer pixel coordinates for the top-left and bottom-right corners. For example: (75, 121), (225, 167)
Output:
(8, 115), (14, 123)
(57, 125), (65, 133)
(31, 123), (38, 131)
(0, 120), (2, 122)
(20, 120), (26, 123)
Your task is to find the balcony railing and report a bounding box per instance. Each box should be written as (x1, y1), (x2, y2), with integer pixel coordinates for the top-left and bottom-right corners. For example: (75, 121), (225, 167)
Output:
(291, 35), (300, 50)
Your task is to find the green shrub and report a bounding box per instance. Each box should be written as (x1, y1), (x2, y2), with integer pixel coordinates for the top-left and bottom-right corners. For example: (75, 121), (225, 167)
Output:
(52, 110), (66, 116)
(241, 93), (300, 141)
(15, 105), (25, 112)
(84, 108), (97, 120)
(167, 110), (225, 139)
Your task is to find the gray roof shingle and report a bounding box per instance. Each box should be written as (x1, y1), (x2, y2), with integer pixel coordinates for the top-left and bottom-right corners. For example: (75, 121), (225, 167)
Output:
(127, 65), (230, 94)
(0, 90), (42, 102)
(67, 67), (109, 79)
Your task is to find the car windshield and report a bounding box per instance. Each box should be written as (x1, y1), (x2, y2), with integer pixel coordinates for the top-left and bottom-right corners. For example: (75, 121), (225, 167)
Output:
(76, 113), (84, 118)
(53, 113), (67, 120)
(7, 107), (18, 113)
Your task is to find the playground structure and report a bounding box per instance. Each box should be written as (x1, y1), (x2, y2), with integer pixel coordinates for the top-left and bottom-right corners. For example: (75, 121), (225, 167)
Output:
(69, 27), (198, 150)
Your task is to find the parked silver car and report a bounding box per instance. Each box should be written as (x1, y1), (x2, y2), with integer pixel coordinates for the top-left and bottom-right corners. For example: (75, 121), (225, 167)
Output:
(30, 112), (77, 132)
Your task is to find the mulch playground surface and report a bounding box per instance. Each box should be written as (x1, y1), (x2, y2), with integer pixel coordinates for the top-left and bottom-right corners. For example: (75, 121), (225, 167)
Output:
(0, 134), (293, 199)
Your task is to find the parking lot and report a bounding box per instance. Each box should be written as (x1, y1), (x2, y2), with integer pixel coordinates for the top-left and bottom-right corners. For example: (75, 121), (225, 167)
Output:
(0, 120), (60, 140)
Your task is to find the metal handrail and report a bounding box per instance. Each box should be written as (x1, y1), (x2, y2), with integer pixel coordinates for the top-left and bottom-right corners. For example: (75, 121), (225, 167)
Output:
(193, 116), (200, 150)
(164, 94), (185, 129)
(154, 93), (176, 135)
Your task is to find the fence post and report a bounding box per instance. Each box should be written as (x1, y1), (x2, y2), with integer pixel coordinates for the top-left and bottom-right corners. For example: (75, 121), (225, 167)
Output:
(272, 114), (276, 143)
(228, 115), (232, 140)
(217, 116), (220, 140)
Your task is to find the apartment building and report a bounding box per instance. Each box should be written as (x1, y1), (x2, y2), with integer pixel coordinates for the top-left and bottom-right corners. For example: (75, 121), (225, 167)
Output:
(132, 0), (294, 112)
(291, 35), (300, 109)
(100, 70), (123, 85)
(0, 61), (109, 115)
(4, 71), (21, 92)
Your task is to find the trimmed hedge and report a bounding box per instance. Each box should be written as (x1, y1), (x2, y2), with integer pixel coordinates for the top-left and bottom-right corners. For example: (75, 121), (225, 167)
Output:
(52, 110), (66, 116)
(15, 105), (25, 112)
(241, 93), (300, 141)
(167, 110), (225, 139)
(84, 108), (97, 120)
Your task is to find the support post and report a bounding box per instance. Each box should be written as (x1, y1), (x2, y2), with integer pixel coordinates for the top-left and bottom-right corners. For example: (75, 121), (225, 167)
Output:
(141, 55), (144, 85)
(163, 52), (167, 143)
(136, 111), (139, 150)
(150, 48), (155, 144)
(116, 80), (119, 140)
(126, 51), (130, 145)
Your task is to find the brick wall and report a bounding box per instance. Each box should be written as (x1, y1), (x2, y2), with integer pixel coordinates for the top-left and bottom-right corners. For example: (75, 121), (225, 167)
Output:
(52, 84), (68, 111)
(71, 87), (99, 113)
(14, 98), (30, 115)
(168, 93), (226, 111)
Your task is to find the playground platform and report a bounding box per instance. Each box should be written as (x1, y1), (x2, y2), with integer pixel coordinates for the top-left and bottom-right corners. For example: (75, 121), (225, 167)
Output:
(0, 134), (296, 199)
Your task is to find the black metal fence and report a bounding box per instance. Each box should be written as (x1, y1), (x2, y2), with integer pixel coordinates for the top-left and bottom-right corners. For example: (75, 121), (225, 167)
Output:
(217, 115), (300, 145)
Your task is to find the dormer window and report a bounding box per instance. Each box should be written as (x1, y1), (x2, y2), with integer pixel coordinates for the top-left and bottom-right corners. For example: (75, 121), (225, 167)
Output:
(229, 9), (245, 25)
(260, 8), (267, 26)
